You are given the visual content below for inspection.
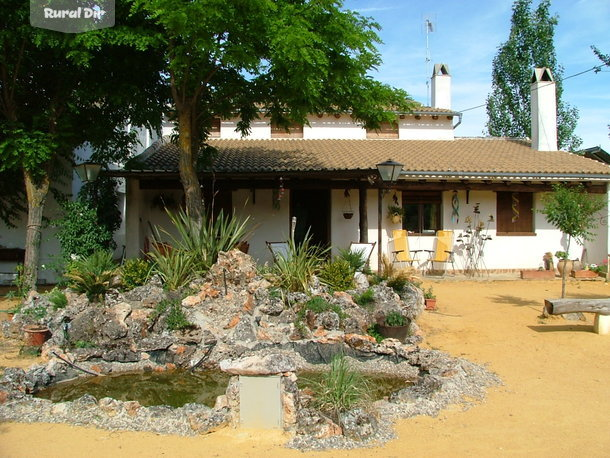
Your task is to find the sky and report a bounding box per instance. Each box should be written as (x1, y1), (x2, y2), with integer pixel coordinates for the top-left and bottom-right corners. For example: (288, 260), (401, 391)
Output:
(343, 0), (610, 151)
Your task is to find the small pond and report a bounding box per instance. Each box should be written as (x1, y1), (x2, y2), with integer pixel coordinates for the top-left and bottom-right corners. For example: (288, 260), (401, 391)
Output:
(35, 370), (230, 408)
(297, 371), (411, 401)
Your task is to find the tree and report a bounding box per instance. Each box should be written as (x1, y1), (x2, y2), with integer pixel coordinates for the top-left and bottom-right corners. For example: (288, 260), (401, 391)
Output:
(540, 184), (605, 298)
(592, 46), (610, 140)
(131, 0), (415, 223)
(486, 0), (581, 151)
(0, 1), (165, 290)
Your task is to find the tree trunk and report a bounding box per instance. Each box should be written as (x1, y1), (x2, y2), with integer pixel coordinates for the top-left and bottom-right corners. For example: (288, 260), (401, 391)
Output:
(23, 167), (50, 292)
(177, 104), (204, 224)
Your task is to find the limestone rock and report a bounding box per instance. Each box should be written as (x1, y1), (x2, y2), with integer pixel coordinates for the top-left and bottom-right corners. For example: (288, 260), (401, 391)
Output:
(208, 249), (257, 288)
(219, 353), (296, 375)
(339, 408), (378, 440)
(296, 408), (343, 438)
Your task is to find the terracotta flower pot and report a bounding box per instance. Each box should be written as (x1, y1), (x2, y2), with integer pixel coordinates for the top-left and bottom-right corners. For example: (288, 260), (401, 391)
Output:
(378, 323), (409, 342)
(556, 259), (573, 277)
(23, 324), (51, 347)
(425, 298), (437, 311)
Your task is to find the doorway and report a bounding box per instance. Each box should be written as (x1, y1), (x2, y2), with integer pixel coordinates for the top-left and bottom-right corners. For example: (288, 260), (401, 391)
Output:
(290, 189), (330, 248)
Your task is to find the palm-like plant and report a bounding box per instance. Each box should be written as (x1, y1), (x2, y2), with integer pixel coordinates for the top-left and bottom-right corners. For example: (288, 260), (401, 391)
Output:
(64, 251), (117, 301)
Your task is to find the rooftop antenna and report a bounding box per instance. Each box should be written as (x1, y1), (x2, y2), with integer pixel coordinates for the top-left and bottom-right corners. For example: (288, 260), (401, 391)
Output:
(424, 17), (434, 106)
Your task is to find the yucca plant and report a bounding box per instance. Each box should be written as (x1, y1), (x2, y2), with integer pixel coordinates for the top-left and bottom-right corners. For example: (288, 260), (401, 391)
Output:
(64, 251), (117, 302)
(152, 208), (251, 273)
(268, 233), (328, 292)
(148, 247), (197, 290)
(309, 353), (368, 421)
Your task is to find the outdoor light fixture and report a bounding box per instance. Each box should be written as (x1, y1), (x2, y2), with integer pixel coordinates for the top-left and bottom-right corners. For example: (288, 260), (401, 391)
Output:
(74, 161), (102, 183)
(376, 159), (404, 183)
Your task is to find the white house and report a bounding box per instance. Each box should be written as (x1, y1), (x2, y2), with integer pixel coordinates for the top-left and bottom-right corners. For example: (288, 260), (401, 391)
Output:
(115, 65), (610, 273)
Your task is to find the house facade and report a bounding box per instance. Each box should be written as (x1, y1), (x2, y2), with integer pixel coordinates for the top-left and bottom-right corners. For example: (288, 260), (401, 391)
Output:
(117, 65), (610, 272)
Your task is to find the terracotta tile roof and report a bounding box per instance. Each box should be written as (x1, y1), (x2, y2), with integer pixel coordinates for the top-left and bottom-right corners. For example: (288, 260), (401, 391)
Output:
(125, 137), (610, 179)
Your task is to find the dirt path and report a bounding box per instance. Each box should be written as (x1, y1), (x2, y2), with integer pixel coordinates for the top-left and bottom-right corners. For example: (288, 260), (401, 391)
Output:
(1, 279), (609, 457)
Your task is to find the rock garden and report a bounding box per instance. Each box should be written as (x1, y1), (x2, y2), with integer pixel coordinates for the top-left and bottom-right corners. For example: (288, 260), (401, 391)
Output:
(0, 211), (500, 450)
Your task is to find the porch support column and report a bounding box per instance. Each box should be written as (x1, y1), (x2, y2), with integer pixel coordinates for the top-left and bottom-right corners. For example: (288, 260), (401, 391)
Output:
(607, 183), (610, 282)
(125, 178), (142, 259)
(377, 187), (383, 271)
(359, 185), (368, 243)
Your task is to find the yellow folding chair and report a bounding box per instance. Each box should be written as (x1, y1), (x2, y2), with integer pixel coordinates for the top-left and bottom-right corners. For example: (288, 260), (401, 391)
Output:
(425, 230), (455, 274)
(389, 230), (421, 268)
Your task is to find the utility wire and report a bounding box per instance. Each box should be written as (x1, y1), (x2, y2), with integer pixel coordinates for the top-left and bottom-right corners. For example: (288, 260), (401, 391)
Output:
(456, 62), (610, 113)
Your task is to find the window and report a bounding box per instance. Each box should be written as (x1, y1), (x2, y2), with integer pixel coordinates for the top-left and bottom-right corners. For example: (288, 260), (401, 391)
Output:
(496, 192), (534, 235)
(270, 122), (303, 138)
(402, 191), (442, 235)
(366, 121), (399, 139)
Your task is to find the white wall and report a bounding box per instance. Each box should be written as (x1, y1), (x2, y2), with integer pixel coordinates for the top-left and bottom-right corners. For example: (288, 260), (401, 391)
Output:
(304, 115), (366, 139)
(398, 117), (455, 141)
(232, 188), (291, 265)
(221, 119), (271, 139)
(330, 189), (360, 256)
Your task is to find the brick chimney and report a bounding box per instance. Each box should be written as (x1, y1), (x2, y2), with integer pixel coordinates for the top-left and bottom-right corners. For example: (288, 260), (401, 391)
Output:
(530, 67), (558, 151)
(431, 63), (451, 109)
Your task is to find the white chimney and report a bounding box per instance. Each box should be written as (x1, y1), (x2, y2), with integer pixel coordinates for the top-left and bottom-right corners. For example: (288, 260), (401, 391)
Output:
(530, 67), (558, 151)
(431, 63), (451, 109)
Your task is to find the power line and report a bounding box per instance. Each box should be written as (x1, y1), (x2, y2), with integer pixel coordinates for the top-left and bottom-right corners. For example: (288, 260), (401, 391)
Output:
(456, 62), (610, 113)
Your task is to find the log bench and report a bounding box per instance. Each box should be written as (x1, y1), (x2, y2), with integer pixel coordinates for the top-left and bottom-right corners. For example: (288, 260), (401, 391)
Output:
(544, 298), (610, 335)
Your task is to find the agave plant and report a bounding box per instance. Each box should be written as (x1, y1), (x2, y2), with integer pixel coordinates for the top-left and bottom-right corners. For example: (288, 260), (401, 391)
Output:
(64, 251), (117, 302)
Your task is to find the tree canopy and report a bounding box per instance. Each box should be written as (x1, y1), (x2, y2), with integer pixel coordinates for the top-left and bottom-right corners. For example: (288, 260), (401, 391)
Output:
(486, 0), (581, 151)
(130, 0), (416, 220)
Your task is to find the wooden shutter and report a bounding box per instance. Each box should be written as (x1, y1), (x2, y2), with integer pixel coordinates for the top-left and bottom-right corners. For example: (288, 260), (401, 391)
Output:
(496, 192), (534, 235)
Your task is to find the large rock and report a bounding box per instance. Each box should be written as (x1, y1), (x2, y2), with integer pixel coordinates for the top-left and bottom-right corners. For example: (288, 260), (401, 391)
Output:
(219, 353), (296, 375)
(296, 408), (343, 438)
(208, 249), (258, 288)
(339, 408), (378, 440)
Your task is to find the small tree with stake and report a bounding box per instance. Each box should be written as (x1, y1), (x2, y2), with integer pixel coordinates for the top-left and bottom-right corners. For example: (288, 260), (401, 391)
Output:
(540, 184), (606, 298)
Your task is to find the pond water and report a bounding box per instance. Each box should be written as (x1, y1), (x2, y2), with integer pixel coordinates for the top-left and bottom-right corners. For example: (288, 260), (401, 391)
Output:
(35, 370), (230, 408)
(35, 370), (410, 409)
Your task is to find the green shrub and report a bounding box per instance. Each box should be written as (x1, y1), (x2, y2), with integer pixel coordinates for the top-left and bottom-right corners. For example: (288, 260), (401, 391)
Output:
(367, 324), (383, 342)
(64, 250), (117, 302)
(308, 353), (368, 420)
(73, 340), (96, 349)
(121, 258), (152, 290)
(385, 310), (407, 327)
(47, 287), (68, 310)
(337, 248), (367, 273)
(318, 258), (354, 291)
(23, 305), (47, 320)
(54, 200), (113, 263)
(148, 248), (197, 290)
(298, 296), (346, 321)
(267, 234), (328, 293)
(386, 275), (408, 293)
(150, 298), (193, 331)
(353, 288), (375, 307)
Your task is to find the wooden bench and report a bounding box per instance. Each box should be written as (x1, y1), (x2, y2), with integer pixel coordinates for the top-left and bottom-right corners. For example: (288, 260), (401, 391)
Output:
(544, 298), (610, 335)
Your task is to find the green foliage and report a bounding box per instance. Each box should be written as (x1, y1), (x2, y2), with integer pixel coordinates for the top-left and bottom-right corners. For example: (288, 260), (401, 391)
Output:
(150, 298), (192, 331)
(120, 258), (152, 290)
(0, 169), (26, 227)
(353, 288), (375, 308)
(298, 296), (346, 321)
(486, 0), (581, 151)
(423, 287), (435, 300)
(540, 183), (605, 297)
(387, 204), (404, 218)
(308, 354), (368, 420)
(385, 311), (407, 327)
(64, 251), (117, 302)
(11, 264), (30, 298)
(148, 247), (197, 291)
(267, 234), (328, 293)
(54, 200), (113, 263)
(554, 251), (568, 260)
(367, 324), (383, 343)
(78, 177), (121, 244)
(73, 340), (96, 349)
(338, 248), (367, 274)
(23, 305), (47, 320)
(47, 287), (68, 310)
(318, 258), (354, 292)
(386, 275), (408, 293)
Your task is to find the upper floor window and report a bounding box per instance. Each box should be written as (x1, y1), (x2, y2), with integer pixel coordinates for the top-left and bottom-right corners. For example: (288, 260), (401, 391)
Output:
(271, 122), (304, 138)
(209, 118), (221, 138)
(496, 192), (534, 235)
(366, 121), (398, 139)
(402, 191), (442, 235)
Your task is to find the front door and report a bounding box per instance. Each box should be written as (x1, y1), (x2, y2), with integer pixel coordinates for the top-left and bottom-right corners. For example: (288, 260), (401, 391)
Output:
(290, 189), (330, 248)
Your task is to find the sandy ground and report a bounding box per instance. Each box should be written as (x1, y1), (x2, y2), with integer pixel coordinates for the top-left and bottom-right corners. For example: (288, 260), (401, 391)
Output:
(1, 278), (609, 457)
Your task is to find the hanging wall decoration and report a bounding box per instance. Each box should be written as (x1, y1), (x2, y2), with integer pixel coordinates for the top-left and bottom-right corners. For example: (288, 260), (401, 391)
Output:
(451, 191), (460, 223)
(343, 189), (354, 219)
(511, 193), (520, 222)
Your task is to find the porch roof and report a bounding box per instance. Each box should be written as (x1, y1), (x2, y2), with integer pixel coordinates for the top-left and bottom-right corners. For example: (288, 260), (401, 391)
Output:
(123, 137), (610, 182)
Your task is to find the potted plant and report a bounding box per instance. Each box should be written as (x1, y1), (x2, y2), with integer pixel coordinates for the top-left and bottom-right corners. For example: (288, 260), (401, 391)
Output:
(424, 287), (437, 310)
(554, 251), (572, 277)
(387, 205), (404, 224)
(377, 310), (410, 341)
